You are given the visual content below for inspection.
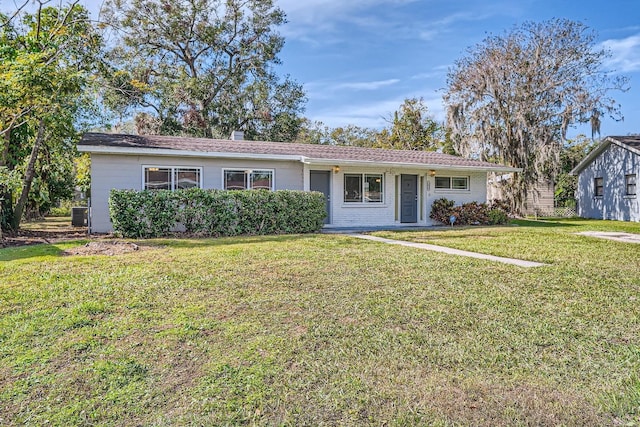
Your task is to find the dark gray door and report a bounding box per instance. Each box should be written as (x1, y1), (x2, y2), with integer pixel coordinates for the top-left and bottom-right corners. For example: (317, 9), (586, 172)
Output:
(310, 170), (331, 224)
(401, 174), (418, 223)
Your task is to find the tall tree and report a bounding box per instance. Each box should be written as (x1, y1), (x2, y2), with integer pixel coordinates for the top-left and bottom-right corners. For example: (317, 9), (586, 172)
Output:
(101, 0), (306, 141)
(444, 19), (628, 211)
(376, 97), (443, 151)
(0, 2), (101, 233)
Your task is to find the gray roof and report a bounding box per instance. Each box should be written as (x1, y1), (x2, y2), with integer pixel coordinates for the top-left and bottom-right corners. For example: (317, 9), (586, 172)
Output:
(570, 135), (640, 175)
(78, 132), (518, 171)
(610, 135), (640, 150)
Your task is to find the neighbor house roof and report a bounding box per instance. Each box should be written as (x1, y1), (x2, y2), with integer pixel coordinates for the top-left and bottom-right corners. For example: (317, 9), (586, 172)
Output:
(570, 135), (640, 175)
(78, 132), (519, 172)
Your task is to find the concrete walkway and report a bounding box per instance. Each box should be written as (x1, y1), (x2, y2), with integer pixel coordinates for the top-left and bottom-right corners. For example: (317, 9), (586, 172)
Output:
(349, 234), (548, 268)
(577, 231), (640, 244)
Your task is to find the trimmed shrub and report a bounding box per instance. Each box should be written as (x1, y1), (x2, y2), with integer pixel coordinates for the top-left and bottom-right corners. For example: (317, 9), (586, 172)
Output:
(109, 190), (180, 238)
(456, 201), (489, 225)
(429, 197), (509, 226)
(429, 198), (456, 225)
(109, 188), (326, 238)
(488, 208), (508, 225)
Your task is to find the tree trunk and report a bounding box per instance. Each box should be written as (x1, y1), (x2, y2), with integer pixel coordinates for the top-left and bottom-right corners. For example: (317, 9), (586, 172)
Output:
(0, 127), (12, 243)
(11, 119), (45, 230)
(1, 128), (10, 167)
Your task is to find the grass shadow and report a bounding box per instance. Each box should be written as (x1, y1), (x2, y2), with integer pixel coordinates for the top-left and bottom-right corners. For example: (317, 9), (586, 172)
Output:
(510, 219), (580, 228)
(0, 243), (68, 262)
(1, 233), (323, 261)
(150, 232), (323, 249)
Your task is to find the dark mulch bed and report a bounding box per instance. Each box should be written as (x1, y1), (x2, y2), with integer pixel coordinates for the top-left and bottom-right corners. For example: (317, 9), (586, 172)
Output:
(1, 227), (90, 248)
(1, 222), (156, 256)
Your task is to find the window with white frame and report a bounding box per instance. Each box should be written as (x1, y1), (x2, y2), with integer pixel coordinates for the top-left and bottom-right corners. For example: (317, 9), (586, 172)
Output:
(435, 176), (469, 190)
(344, 173), (383, 203)
(144, 166), (202, 190)
(223, 169), (274, 190)
(626, 174), (637, 196)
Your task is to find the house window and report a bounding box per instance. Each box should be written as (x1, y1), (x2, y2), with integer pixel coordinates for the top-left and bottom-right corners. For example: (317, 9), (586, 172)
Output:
(626, 174), (637, 196)
(223, 169), (274, 190)
(176, 168), (201, 189)
(250, 171), (273, 190)
(594, 177), (604, 197)
(144, 166), (201, 190)
(344, 173), (383, 203)
(435, 176), (469, 190)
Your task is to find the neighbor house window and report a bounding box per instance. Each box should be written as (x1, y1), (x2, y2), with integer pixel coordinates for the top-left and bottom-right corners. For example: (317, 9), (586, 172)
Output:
(144, 166), (202, 190)
(594, 177), (604, 197)
(626, 174), (637, 196)
(435, 176), (469, 190)
(223, 169), (274, 190)
(344, 173), (383, 203)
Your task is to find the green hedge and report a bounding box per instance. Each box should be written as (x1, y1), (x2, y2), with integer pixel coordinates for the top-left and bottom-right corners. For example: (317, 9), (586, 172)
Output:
(109, 188), (327, 238)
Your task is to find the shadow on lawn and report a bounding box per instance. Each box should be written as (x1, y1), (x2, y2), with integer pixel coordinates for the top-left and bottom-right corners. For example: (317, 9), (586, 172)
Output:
(0, 243), (67, 262)
(510, 219), (580, 228)
(1, 233), (321, 262)
(157, 233), (320, 249)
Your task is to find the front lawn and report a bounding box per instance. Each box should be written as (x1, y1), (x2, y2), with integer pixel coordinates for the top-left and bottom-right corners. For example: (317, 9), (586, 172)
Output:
(1, 219), (639, 425)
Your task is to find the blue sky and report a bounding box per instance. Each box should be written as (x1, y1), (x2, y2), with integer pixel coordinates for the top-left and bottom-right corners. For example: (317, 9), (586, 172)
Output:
(26, 0), (640, 137)
(272, 0), (640, 138)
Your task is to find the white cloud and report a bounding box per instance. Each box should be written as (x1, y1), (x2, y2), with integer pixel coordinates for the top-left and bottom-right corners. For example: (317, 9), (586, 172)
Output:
(601, 34), (640, 73)
(303, 78), (401, 100)
(277, 0), (420, 39)
(416, 10), (496, 42)
(311, 95), (445, 129)
(410, 65), (449, 80)
(278, 0), (415, 22)
(335, 79), (401, 91)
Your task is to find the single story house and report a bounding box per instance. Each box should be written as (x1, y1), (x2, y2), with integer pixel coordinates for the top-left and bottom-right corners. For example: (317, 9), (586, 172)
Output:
(571, 135), (639, 222)
(78, 132), (519, 233)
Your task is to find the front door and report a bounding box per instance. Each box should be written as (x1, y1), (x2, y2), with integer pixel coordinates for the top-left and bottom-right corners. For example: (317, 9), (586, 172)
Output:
(310, 170), (331, 224)
(401, 174), (418, 223)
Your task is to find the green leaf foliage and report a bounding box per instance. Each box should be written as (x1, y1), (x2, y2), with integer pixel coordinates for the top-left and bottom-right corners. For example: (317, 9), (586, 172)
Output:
(296, 98), (451, 152)
(109, 189), (326, 238)
(430, 197), (509, 226)
(1, 4), (103, 230)
(101, 0), (306, 141)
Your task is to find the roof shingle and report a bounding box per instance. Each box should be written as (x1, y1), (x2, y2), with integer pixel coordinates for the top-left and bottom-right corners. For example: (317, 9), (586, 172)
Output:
(79, 132), (514, 170)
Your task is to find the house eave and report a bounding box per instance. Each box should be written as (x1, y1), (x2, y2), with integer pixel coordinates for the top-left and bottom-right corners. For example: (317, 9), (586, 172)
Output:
(570, 137), (640, 175)
(303, 157), (520, 173)
(77, 145), (305, 162)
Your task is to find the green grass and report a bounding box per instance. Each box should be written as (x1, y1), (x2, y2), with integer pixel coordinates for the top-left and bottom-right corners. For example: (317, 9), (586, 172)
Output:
(1, 219), (639, 425)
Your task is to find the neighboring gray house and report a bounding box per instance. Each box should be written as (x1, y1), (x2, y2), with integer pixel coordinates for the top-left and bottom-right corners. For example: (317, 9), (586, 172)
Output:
(571, 135), (639, 222)
(78, 132), (518, 233)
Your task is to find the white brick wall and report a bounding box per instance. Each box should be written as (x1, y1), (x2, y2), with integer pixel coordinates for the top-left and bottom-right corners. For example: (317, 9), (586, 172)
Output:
(88, 153), (492, 232)
(327, 167), (488, 227)
(89, 154), (303, 233)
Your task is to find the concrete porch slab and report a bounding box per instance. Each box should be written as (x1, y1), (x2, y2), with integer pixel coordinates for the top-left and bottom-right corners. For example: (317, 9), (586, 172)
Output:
(577, 231), (640, 244)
